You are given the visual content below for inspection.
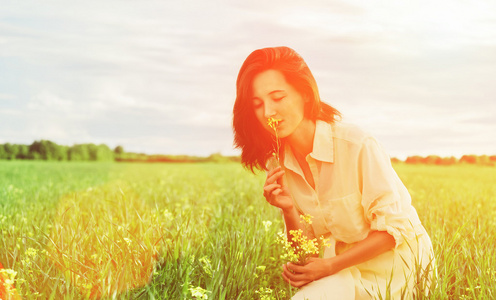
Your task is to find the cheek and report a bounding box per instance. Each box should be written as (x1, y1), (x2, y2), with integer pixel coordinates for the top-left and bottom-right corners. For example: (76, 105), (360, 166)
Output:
(254, 108), (268, 129)
(285, 98), (305, 121)
(296, 99), (307, 119)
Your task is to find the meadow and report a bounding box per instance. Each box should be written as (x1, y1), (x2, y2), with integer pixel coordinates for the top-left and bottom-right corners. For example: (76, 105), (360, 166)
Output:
(0, 161), (495, 299)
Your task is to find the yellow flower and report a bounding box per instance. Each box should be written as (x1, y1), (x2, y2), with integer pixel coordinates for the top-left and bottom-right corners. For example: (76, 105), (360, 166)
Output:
(299, 214), (313, 225)
(277, 214), (328, 265)
(0, 268), (18, 296)
(267, 117), (282, 163)
(26, 248), (38, 257)
(189, 286), (209, 299)
(262, 220), (272, 232)
(267, 117), (282, 130)
(0, 268), (17, 282)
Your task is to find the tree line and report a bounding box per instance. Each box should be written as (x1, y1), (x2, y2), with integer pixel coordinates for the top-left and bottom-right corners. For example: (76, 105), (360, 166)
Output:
(0, 140), (240, 163)
(395, 155), (496, 166)
(1, 140), (493, 165)
(0, 140), (116, 161)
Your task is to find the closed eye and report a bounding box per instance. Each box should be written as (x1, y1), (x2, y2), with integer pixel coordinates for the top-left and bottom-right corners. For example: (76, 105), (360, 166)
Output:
(253, 99), (263, 109)
(269, 90), (286, 101)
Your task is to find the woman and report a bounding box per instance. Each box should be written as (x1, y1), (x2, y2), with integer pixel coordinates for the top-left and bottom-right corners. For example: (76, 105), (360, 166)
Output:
(232, 47), (435, 299)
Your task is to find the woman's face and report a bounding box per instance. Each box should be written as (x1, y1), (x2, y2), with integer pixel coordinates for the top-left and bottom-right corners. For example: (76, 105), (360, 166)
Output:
(251, 69), (306, 139)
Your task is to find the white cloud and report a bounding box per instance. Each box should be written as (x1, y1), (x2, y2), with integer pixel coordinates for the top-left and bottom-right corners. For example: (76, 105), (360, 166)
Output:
(27, 90), (73, 112)
(0, 93), (16, 100)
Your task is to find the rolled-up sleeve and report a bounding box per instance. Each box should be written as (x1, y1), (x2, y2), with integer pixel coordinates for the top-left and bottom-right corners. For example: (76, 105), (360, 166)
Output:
(358, 137), (416, 248)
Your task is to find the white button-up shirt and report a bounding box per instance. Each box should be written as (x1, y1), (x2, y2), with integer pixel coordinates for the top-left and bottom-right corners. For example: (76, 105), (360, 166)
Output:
(282, 120), (424, 247)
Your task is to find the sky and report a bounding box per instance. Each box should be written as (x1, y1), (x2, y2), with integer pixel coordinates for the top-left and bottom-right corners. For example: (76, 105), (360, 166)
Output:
(1, 0), (495, 159)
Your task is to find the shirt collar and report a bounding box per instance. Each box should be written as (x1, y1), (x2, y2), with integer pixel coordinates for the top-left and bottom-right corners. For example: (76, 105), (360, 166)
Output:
(309, 120), (334, 163)
(283, 120), (334, 172)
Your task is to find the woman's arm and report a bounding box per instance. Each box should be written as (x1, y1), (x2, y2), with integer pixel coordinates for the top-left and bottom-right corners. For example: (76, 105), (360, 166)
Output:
(263, 166), (306, 239)
(282, 230), (395, 287)
(281, 206), (307, 240)
(331, 230), (395, 271)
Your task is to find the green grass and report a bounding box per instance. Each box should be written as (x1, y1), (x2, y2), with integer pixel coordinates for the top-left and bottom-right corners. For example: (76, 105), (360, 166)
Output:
(393, 164), (496, 299)
(0, 161), (495, 299)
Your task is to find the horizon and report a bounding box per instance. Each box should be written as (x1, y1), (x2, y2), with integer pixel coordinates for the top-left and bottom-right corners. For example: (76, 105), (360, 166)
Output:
(1, 0), (495, 160)
(1, 138), (494, 161)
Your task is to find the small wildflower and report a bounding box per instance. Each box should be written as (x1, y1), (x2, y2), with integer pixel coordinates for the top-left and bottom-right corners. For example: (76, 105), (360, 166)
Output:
(163, 209), (173, 220)
(267, 117), (282, 163)
(319, 236), (332, 249)
(299, 214), (313, 225)
(199, 256), (213, 277)
(189, 255), (196, 264)
(0, 267), (19, 299)
(262, 220), (272, 232)
(277, 214), (328, 265)
(26, 248), (38, 258)
(0, 268), (17, 282)
(267, 117), (282, 131)
(256, 265), (266, 273)
(123, 237), (132, 246)
(255, 287), (275, 300)
(189, 286), (209, 299)
(82, 283), (92, 290)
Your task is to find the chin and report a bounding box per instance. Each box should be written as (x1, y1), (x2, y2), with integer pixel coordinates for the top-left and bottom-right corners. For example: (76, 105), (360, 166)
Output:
(276, 130), (290, 139)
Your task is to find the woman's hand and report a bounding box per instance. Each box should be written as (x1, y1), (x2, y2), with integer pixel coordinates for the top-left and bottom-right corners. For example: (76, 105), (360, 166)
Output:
(263, 166), (293, 212)
(281, 257), (335, 288)
(281, 231), (397, 288)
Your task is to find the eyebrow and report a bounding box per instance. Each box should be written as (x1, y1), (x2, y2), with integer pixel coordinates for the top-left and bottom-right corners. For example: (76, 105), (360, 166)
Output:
(252, 90), (286, 101)
(253, 90), (285, 99)
(268, 90), (285, 95)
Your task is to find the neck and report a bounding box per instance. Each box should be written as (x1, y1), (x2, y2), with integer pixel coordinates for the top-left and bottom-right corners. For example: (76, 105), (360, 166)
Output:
(285, 119), (316, 158)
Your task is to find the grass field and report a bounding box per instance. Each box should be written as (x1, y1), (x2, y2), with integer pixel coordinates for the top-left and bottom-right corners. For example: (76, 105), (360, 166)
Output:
(0, 161), (495, 299)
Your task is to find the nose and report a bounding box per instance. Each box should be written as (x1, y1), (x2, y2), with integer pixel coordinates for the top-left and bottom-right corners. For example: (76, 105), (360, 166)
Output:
(264, 101), (276, 119)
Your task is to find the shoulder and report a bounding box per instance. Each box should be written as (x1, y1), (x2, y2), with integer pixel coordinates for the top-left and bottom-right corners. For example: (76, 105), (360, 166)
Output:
(331, 121), (373, 146)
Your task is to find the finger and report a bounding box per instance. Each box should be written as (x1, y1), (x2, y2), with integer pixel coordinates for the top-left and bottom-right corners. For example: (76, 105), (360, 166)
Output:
(266, 171), (284, 186)
(281, 271), (310, 288)
(263, 184), (281, 197)
(272, 188), (283, 196)
(282, 264), (309, 282)
(266, 166), (282, 177)
(266, 170), (285, 185)
(304, 256), (319, 264)
(286, 262), (307, 274)
(263, 183), (281, 191)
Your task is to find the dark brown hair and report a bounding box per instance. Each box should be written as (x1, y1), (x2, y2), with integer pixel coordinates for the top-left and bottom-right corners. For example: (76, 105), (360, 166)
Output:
(233, 46), (340, 172)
